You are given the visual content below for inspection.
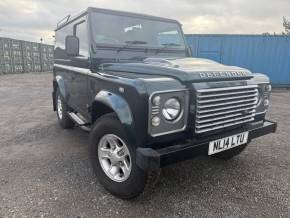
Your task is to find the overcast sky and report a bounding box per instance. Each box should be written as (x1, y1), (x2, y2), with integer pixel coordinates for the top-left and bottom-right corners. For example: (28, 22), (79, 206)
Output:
(0, 0), (289, 44)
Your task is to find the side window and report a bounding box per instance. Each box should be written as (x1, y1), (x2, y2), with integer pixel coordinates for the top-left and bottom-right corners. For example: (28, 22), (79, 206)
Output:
(54, 24), (72, 59)
(75, 19), (89, 57)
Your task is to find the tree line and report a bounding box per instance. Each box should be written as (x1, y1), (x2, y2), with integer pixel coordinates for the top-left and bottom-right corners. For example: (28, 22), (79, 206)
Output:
(262, 16), (290, 36)
(283, 17), (290, 35)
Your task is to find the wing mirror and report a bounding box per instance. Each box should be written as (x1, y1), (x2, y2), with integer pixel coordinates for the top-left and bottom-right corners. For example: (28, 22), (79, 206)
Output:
(65, 35), (79, 56)
(186, 46), (192, 57)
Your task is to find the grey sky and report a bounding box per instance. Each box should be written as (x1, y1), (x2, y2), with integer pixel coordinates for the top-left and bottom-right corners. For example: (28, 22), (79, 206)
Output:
(0, 0), (289, 44)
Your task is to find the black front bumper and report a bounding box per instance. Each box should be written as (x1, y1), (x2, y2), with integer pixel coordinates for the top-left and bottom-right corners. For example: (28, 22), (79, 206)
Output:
(136, 120), (277, 171)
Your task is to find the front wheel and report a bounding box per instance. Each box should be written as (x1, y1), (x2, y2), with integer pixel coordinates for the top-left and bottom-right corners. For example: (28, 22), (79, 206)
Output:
(89, 113), (148, 199)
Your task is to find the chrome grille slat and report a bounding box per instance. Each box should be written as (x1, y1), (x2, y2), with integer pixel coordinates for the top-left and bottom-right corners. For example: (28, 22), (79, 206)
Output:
(197, 102), (256, 114)
(196, 106), (257, 119)
(197, 90), (257, 98)
(195, 85), (258, 133)
(196, 118), (255, 133)
(196, 114), (255, 129)
(197, 85), (258, 93)
(196, 109), (256, 124)
(197, 97), (258, 109)
(197, 92), (258, 103)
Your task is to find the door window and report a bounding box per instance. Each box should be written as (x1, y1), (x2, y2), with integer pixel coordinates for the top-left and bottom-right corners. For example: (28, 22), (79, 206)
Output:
(75, 19), (89, 57)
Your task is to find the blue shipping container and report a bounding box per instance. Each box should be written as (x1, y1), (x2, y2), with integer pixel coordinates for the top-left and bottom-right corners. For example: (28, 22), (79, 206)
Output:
(185, 34), (290, 87)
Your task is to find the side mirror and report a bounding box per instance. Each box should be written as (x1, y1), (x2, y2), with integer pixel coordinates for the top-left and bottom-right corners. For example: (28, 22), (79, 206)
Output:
(186, 46), (192, 57)
(65, 35), (79, 56)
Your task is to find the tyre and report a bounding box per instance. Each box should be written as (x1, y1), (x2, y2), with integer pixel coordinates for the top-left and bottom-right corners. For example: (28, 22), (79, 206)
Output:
(212, 144), (248, 160)
(89, 113), (148, 199)
(55, 90), (74, 129)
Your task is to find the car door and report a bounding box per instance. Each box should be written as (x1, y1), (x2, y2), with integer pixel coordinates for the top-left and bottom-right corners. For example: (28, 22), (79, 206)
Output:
(69, 17), (90, 118)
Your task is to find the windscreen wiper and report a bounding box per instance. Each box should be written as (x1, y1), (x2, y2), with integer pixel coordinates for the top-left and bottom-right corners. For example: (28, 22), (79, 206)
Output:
(155, 43), (182, 54)
(117, 40), (148, 52)
(161, 43), (181, 47)
(125, 40), (148, 45)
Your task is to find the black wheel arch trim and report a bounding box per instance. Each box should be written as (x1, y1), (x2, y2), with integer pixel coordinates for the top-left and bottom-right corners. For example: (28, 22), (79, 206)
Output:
(55, 75), (69, 100)
(93, 90), (138, 147)
(52, 75), (69, 111)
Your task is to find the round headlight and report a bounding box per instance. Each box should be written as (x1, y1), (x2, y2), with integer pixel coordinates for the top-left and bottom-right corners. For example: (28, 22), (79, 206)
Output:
(265, 84), (272, 92)
(162, 98), (181, 121)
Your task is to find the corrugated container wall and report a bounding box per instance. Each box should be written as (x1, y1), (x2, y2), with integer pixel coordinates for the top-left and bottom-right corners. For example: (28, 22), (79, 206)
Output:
(0, 37), (54, 74)
(0, 38), (13, 73)
(40, 44), (54, 72)
(185, 34), (290, 87)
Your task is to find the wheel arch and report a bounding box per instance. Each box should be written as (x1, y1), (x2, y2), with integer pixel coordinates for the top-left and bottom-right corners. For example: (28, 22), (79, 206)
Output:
(92, 90), (137, 146)
(54, 75), (68, 98)
(53, 75), (68, 111)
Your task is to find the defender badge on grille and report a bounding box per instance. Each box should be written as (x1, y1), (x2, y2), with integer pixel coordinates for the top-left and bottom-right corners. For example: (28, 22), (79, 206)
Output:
(199, 72), (248, 78)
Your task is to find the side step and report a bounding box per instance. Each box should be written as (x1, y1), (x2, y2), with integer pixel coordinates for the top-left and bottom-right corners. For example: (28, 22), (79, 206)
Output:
(68, 112), (91, 132)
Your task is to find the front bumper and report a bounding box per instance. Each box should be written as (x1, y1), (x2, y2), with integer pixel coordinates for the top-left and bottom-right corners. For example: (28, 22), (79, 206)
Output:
(136, 120), (277, 171)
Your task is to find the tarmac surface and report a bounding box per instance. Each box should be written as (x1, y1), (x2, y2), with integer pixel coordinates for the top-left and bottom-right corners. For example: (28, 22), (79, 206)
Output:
(0, 72), (289, 217)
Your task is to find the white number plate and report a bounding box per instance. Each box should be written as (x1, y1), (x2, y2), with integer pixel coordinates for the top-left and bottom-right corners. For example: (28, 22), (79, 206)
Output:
(208, 132), (249, 155)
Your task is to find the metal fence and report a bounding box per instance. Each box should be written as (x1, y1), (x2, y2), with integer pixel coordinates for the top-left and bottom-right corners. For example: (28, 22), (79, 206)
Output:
(185, 34), (290, 87)
(0, 37), (54, 74)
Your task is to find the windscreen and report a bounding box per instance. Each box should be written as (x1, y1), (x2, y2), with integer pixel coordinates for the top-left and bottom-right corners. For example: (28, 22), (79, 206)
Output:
(90, 12), (186, 48)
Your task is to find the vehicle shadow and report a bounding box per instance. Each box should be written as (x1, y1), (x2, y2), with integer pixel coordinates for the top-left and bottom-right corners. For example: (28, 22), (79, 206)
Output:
(136, 154), (254, 202)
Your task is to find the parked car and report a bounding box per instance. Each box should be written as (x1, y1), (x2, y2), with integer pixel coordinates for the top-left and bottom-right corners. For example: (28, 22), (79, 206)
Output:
(52, 7), (277, 199)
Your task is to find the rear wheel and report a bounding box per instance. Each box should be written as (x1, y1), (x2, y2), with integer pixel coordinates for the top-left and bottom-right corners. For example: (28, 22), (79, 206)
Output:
(56, 90), (74, 129)
(89, 113), (149, 199)
(212, 144), (248, 160)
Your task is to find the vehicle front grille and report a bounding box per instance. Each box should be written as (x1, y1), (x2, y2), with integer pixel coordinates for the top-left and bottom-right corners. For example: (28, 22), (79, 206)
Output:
(195, 85), (258, 133)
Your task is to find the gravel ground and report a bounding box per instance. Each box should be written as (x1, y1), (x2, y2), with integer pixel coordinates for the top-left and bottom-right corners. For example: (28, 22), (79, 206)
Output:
(0, 72), (289, 218)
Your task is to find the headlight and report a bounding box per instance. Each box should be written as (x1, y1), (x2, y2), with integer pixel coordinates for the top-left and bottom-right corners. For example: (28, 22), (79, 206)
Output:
(162, 98), (181, 121)
(256, 83), (271, 113)
(151, 116), (161, 126)
(265, 84), (272, 92)
(263, 98), (270, 107)
(148, 89), (189, 137)
(263, 84), (271, 108)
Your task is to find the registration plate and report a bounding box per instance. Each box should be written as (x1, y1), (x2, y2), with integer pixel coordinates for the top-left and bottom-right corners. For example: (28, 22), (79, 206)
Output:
(208, 132), (249, 155)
